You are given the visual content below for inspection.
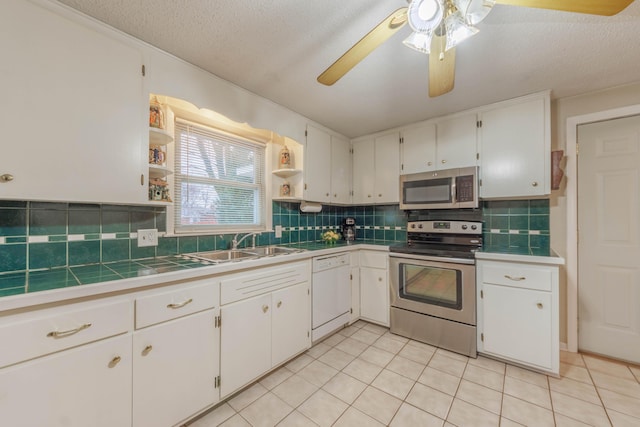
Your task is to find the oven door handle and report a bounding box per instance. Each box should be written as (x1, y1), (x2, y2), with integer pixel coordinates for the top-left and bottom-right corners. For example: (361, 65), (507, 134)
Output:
(389, 252), (475, 265)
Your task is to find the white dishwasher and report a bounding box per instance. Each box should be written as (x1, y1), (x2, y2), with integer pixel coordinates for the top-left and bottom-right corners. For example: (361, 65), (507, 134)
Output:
(312, 252), (351, 342)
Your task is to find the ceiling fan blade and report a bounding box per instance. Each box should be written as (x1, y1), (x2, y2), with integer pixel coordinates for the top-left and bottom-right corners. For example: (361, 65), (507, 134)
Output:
(429, 34), (456, 97)
(495, 0), (634, 16)
(317, 7), (408, 86)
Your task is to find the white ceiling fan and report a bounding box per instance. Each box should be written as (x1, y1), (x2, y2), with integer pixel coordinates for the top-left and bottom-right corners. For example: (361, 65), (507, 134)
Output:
(317, 0), (634, 97)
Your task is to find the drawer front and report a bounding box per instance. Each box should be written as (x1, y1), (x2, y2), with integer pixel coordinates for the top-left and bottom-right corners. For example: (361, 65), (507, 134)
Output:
(136, 280), (219, 329)
(0, 299), (131, 368)
(221, 260), (310, 305)
(359, 251), (388, 269)
(481, 261), (552, 291)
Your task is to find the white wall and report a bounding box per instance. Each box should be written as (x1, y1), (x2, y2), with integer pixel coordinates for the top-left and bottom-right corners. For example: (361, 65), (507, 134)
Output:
(550, 81), (640, 344)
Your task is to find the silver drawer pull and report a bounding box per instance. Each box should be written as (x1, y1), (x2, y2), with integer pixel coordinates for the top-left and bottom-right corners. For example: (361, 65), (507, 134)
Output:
(167, 298), (193, 309)
(504, 275), (526, 281)
(143, 345), (153, 355)
(537, 303), (544, 309)
(0, 174), (14, 183)
(47, 322), (92, 338)
(109, 356), (122, 368)
(277, 301), (282, 308)
(262, 305), (269, 313)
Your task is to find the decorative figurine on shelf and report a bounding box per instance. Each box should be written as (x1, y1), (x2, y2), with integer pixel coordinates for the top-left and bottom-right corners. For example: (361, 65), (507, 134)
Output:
(280, 181), (291, 197)
(149, 178), (172, 202)
(278, 144), (291, 169)
(149, 146), (165, 165)
(149, 97), (165, 130)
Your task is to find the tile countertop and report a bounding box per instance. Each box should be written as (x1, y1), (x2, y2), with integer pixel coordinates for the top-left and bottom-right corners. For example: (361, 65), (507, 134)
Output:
(0, 240), (391, 313)
(476, 246), (565, 265)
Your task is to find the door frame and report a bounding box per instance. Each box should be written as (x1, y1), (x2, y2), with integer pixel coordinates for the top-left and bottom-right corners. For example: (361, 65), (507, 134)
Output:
(566, 103), (640, 352)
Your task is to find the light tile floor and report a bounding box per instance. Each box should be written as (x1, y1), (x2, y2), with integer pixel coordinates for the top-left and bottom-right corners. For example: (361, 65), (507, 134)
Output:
(188, 321), (640, 427)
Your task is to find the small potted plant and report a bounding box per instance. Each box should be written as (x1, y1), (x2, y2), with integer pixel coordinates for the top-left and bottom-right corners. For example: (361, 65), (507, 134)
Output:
(321, 230), (340, 245)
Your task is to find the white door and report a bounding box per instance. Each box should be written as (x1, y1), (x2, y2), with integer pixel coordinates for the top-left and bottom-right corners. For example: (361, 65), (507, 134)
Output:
(401, 124), (437, 174)
(577, 115), (640, 363)
(304, 125), (332, 203)
(352, 138), (375, 204)
(360, 267), (389, 326)
(331, 136), (351, 204)
(374, 133), (400, 203)
(435, 113), (478, 169)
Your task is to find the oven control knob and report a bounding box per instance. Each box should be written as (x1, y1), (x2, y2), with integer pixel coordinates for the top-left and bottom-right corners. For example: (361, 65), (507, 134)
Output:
(461, 225), (468, 230)
(471, 225), (477, 230)
(410, 224), (416, 229)
(418, 224), (423, 229)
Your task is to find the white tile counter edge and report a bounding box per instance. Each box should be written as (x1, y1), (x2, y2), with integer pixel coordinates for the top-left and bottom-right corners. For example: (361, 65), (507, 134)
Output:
(475, 250), (565, 266)
(0, 244), (389, 313)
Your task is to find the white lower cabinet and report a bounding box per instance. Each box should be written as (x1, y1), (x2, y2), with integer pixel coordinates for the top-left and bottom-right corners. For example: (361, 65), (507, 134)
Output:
(0, 333), (132, 427)
(133, 310), (219, 427)
(350, 264), (361, 324)
(476, 259), (559, 375)
(359, 251), (390, 327)
(219, 261), (311, 398)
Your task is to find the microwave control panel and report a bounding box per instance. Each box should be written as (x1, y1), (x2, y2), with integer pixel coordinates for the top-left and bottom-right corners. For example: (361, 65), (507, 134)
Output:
(456, 175), (475, 202)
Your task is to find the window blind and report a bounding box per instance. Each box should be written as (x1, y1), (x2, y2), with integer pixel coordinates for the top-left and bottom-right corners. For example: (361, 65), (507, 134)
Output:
(174, 119), (266, 234)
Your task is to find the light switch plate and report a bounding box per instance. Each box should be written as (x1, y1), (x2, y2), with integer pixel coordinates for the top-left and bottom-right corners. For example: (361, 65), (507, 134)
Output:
(137, 229), (158, 247)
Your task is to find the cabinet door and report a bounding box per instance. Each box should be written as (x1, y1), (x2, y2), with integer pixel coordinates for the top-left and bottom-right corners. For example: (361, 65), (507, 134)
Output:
(133, 310), (219, 427)
(220, 294), (271, 398)
(350, 267), (361, 323)
(0, 0), (146, 204)
(481, 283), (552, 370)
(304, 125), (332, 203)
(331, 136), (351, 204)
(272, 282), (311, 367)
(0, 334), (132, 427)
(401, 124), (437, 174)
(375, 133), (401, 203)
(435, 113), (478, 169)
(479, 96), (550, 198)
(360, 267), (390, 327)
(352, 138), (376, 204)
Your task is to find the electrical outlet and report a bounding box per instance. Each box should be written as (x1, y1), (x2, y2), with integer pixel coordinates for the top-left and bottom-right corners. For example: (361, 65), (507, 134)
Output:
(275, 225), (282, 238)
(137, 229), (158, 247)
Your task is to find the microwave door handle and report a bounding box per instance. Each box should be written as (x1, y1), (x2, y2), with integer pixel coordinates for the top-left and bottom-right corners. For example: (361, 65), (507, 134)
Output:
(451, 178), (457, 203)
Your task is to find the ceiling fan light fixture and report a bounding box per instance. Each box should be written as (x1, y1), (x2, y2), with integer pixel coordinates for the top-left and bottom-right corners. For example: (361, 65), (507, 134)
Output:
(444, 11), (479, 50)
(403, 31), (433, 54)
(407, 0), (444, 33)
(453, 0), (495, 25)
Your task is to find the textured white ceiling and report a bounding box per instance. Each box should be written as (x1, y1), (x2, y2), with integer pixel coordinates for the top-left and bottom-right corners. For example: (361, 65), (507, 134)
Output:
(56, 0), (640, 138)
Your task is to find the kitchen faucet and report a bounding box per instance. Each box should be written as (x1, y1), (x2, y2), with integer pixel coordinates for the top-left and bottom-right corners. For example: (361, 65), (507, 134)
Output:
(231, 232), (260, 250)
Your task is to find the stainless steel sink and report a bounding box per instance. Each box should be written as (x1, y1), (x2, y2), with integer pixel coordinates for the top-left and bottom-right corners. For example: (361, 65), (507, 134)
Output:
(187, 250), (257, 263)
(185, 246), (304, 264)
(246, 245), (301, 256)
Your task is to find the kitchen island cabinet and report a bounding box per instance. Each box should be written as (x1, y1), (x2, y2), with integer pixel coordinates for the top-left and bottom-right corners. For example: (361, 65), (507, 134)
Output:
(476, 254), (562, 375)
(1, 0), (147, 205)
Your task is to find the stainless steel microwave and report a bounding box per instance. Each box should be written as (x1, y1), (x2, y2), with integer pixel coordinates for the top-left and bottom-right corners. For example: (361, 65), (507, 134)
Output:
(399, 166), (479, 210)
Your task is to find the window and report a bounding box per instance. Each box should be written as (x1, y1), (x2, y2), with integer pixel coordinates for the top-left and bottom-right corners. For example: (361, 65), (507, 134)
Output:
(174, 119), (266, 234)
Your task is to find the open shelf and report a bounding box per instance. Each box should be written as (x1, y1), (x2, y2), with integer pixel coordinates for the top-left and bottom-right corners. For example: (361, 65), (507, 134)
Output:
(272, 168), (302, 178)
(149, 127), (174, 145)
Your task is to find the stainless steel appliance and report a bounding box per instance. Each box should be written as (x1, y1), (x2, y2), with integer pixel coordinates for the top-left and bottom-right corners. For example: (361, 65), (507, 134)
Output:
(399, 166), (479, 210)
(342, 217), (356, 241)
(389, 220), (482, 357)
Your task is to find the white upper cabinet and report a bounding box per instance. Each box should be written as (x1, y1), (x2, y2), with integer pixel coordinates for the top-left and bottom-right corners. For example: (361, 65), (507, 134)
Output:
(401, 114), (477, 175)
(478, 92), (551, 198)
(401, 124), (436, 174)
(330, 135), (351, 204)
(0, 0), (146, 204)
(435, 113), (478, 170)
(303, 125), (332, 203)
(352, 133), (400, 204)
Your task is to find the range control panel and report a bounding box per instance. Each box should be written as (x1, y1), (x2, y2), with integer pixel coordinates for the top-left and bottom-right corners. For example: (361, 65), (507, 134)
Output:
(407, 220), (482, 235)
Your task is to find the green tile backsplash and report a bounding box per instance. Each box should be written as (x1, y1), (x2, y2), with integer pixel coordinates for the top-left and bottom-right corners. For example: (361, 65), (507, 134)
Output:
(0, 197), (552, 276)
(0, 200), (408, 275)
(482, 199), (550, 251)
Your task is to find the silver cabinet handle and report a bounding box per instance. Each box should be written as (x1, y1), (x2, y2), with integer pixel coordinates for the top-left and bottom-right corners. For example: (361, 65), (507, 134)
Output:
(427, 161), (432, 166)
(532, 182), (539, 187)
(167, 298), (193, 309)
(0, 174), (14, 183)
(367, 194), (372, 198)
(47, 323), (92, 338)
(441, 159), (447, 164)
(537, 303), (544, 309)
(334, 194), (337, 198)
(262, 305), (269, 313)
(504, 275), (526, 281)
(109, 356), (122, 368)
(378, 193), (382, 197)
(378, 277), (383, 282)
(326, 193), (329, 197)
(277, 301), (282, 308)
(142, 345), (153, 355)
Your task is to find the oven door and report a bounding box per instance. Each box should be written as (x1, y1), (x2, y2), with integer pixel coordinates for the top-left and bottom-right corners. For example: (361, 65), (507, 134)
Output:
(389, 252), (476, 326)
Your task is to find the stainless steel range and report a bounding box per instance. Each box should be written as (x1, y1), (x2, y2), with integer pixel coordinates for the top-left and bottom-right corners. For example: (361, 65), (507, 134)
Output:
(389, 220), (482, 358)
